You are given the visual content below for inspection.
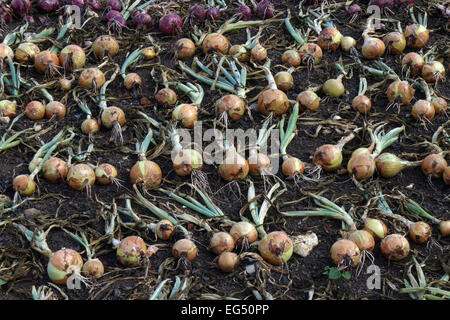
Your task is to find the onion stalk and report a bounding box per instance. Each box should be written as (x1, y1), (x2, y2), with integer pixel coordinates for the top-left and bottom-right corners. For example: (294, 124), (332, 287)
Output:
(169, 81), (204, 129)
(405, 8), (429, 49)
(248, 116), (275, 176)
(352, 77), (371, 114)
(120, 47), (143, 91)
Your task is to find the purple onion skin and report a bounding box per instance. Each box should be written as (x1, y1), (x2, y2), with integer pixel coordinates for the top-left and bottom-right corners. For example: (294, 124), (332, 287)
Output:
(348, 4), (362, 15)
(371, 0), (394, 10)
(237, 5), (252, 20)
(61, 0), (84, 8)
(108, 14), (126, 30)
(159, 13), (183, 36)
(38, 0), (60, 13)
(10, 0), (32, 16)
(105, 10), (121, 22)
(25, 15), (35, 23)
(189, 4), (206, 22)
(106, 0), (121, 11)
(0, 5), (12, 24)
(396, 0), (414, 5)
(133, 12), (153, 30)
(257, 0), (274, 19)
(86, 0), (101, 10)
(207, 7), (220, 21)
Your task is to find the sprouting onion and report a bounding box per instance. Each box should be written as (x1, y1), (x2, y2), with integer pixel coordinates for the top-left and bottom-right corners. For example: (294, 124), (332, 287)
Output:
(258, 60), (290, 116)
(121, 47), (143, 91)
(168, 125), (203, 177)
(405, 8), (429, 49)
(361, 17), (385, 60)
(375, 153), (421, 178)
(248, 116), (275, 176)
(169, 81), (204, 129)
(352, 77), (371, 114)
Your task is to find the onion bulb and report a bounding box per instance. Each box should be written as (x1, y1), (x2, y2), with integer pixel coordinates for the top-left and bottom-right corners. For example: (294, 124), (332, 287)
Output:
(248, 153), (271, 176)
(229, 45), (248, 62)
(298, 43), (322, 64)
(431, 97), (447, 115)
(219, 151), (249, 181)
(405, 23), (429, 49)
(340, 36), (356, 52)
(45, 101), (66, 119)
(47, 248), (83, 285)
(257, 89), (289, 116)
(156, 220), (174, 240)
(401, 52), (424, 76)
(159, 13), (183, 36)
(259, 231), (293, 265)
(422, 61), (446, 83)
(67, 164), (96, 191)
(95, 163), (118, 185)
(174, 38), (196, 60)
(82, 259), (104, 278)
(250, 43), (267, 61)
(34, 50), (59, 74)
(347, 152), (376, 180)
(172, 149), (203, 176)
(42, 157), (69, 183)
(130, 160), (162, 189)
(79, 68), (106, 89)
(215, 94), (245, 120)
(124, 73), (142, 90)
(281, 49), (301, 67)
(172, 104), (197, 129)
(386, 81), (414, 105)
(0, 100), (16, 118)
(375, 153), (412, 178)
(352, 95), (371, 114)
(444, 167), (450, 185)
(380, 234), (410, 261)
(330, 239), (360, 267)
(209, 232), (235, 255)
(313, 144), (343, 172)
(421, 153), (447, 178)
(317, 27), (342, 52)
(116, 236), (147, 266)
(257, 0), (275, 19)
(218, 252), (238, 273)
(322, 76), (345, 98)
(411, 100), (435, 121)
(59, 78), (73, 91)
(274, 71), (293, 92)
(172, 239), (197, 261)
(81, 118), (100, 136)
(364, 218), (388, 240)
(202, 33), (230, 54)
(348, 230), (375, 251)
(361, 37), (385, 60)
(440, 220), (450, 236)
(59, 44), (86, 71)
(297, 90), (320, 112)
(142, 47), (156, 60)
(409, 221), (432, 244)
(0, 44), (13, 62)
(282, 156), (305, 178)
(93, 35), (119, 58)
(156, 88), (177, 106)
(229, 221), (258, 245)
(15, 42), (40, 64)
(13, 174), (35, 196)
(101, 106), (125, 129)
(383, 32), (406, 55)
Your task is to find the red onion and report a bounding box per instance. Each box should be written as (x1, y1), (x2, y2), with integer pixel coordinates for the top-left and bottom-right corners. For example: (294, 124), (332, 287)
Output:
(133, 11), (153, 30)
(257, 0), (274, 19)
(38, 0), (60, 12)
(189, 4), (207, 23)
(105, 9), (120, 22)
(371, 0), (394, 12)
(10, 0), (31, 16)
(0, 5), (12, 24)
(237, 4), (251, 20)
(159, 13), (183, 36)
(347, 4), (362, 16)
(62, 0), (84, 8)
(86, 0), (101, 11)
(108, 14), (126, 30)
(207, 7), (220, 21)
(106, 0), (121, 11)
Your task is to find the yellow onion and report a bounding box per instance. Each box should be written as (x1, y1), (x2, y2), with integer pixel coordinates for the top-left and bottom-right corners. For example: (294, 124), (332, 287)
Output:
(174, 38), (196, 59)
(0, 100), (16, 118)
(117, 236), (147, 266)
(218, 252), (238, 272)
(229, 221), (258, 245)
(282, 156), (305, 178)
(248, 153), (271, 176)
(101, 106), (125, 129)
(259, 231), (293, 265)
(130, 160), (162, 189)
(361, 37), (385, 60)
(47, 248), (83, 285)
(59, 44), (86, 71)
(340, 36), (356, 52)
(172, 104), (197, 129)
(209, 232), (235, 255)
(257, 89), (289, 116)
(298, 43), (322, 64)
(431, 97), (447, 115)
(375, 153), (412, 178)
(352, 95), (371, 114)
(313, 145), (343, 172)
(82, 258), (104, 279)
(0, 44), (14, 61)
(202, 33), (230, 54)
(229, 44), (248, 62)
(219, 151), (249, 181)
(34, 50), (59, 74)
(401, 52), (424, 76)
(42, 157), (69, 183)
(440, 220), (450, 236)
(59, 77), (73, 91)
(251, 43), (267, 61)
(79, 68), (106, 89)
(405, 23), (429, 49)
(380, 234), (410, 261)
(347, 152), (376, 180)
(383, 32), (406, 55)
(215, 94), (245, 120)
(156, 88), (177, 106)
(322, 76), (345, 98)
(348, 230), (375, 251)
(45, 101), (66, 119)
(330, 239), (360, 267)
(172, 149), (203, 176)
(13, 174), (35, 196)
(297, 90), (320, 112)
(281, 49), (301, 67)
(412, 100), (435, 121)
(124, 73), (142, 90)
(67, 164), (96, 191)
(274, 71), (293, 92)
(15, 42), (40, 64)
(444, 167), (450, 185)
(421, 153), (447, 178)
(93, 35), (119, 58)
(409, 221), (432, 244)
(422, 61), (446, 83)
(156, 220), (174, 240)
(142, 47), (156, 60)
(386, 81), (414, 105)
(95, 163), (118, 185)
(172, 239), (197, 261)
(317, 27), (342, 51)
(81, 118), (100, 135)
(364, 218), (388, 241)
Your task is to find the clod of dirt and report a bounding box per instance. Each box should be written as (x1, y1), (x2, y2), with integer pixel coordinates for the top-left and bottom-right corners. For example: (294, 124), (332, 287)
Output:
(292, 232), (319, 257)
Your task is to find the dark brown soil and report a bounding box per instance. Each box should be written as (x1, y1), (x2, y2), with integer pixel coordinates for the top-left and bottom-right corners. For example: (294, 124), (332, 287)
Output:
(0, 1), (449, 300)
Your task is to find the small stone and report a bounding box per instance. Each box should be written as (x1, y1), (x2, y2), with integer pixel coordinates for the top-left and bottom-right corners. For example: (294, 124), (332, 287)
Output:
(24, 208), (42, 219)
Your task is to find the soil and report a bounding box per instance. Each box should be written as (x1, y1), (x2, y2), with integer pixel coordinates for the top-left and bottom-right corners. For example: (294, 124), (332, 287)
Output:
(0, 0), (449, 300)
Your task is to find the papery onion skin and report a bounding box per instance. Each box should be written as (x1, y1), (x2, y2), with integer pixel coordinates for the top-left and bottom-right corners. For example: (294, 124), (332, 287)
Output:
(361, 37), (385, 60)
(67, 164), (96, 191)
(106, 0), (121, 11)
(101, 106), (125, 129)
(159, 14), (183, 36)
(172, 104), (197, 129)
(259, 231), (293, 265)
(313, 144), (342, 171)
(431, 97), (447, 115)
(274, 72), (293, 92)
(0, 100), (16, 118)
(172, 149), (203, 176)
(25, 101), (45, 120)
(156, 88), (177, 106)
(237, 4), (252, 20)
(156, 220), (174, 240)
(383, 32), (406, 54)
(117, 236), (147, 266)
(421, 154), (447, 179)
(412, 100), (435, 121)
(405, 23), (429, 49)
(34, 50), (59, 74)
(202, 33), (230, 54)
(401, 52), (424, 76)
(142, 47), (156, 60)
(218, 252), (238, 273)
(380, 234), (410, 261)
(375, 153), (407, 178)
(248, 153), (271, 176)
(206, 7), (220, 21)
(0, 44), (14, 61)
(281, 50), (301, 67)
(409, 221), (432, 244)
(79, 68), (106, 89)
(440, 220), (450, 236)
(317, 27), (342, 52)
(189, 4), (207, 23)
(38, 0), (60, 13)
(297, 90), (320, 112)
(386, 81), (414, 105)
(444, 167), (450, 185)
(215, 94), (245, 120)
(257, 89), (290, 116)
(229, 221), (258, 245)
(219, 153), (249, 181)
(229, 45), (249, 62)
(282, 157), (305, 178)
(210, 232), (235, 255)
(47, 248), (83, 285)
(86, 0), (101, 10)
(298, 43), (322, 64)
(172, 239), (197, 261)
(130, 160), (162, 189)
(257, 0), (275, 19)
(59, 44), (86, 71)
(330, 239), (360, 267)
(13, 174), (35, 196)
(45, 101), (66, 119)
(322, 78), (345, 98)
(82, 259), (104, 278)
(59, 78), (72, 91)
(348, 230), (375, 251)
(422, 61), (446, 83)
(95, 163), (118, 185)
(133, 11), (153, 30)
(364, 218), (388, 241)
(347, 153), (376, 180)
(352, 95), (371, 114)
(174, 38), (196, 60)
(93, 35), (119, 58)
(42, 157), (69, 183)
(15, 43), (40, 64)
(340, 36), (356, 52)
(81, 118), (100, 135)
(250, 43), (267, 61)
(124, 73), (142, 90)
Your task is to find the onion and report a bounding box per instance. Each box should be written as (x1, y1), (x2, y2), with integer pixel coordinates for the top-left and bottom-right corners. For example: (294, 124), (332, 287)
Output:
(383, 32), (406, 55)
(59, 44), (86, 71)
(156, 220), (174, 240)
(322, 76), (345, 98)
(42, 157), (69, 183)
(172, 239), (197, 261)
(229, 45), (249, 62)
(375, 153), (411, 178)
(81, 118), (100, 135)
(215, 94), (245, 120)
(372, 0), (394, 11)
(67, 164), (96, 191)
(297, 90), (320, 112)
(219, 151), (249, 181)
(348, 230), (375, 251)
(250, 43), (267, 61)
(156, 88), (177, 106)
(313, 144), (343, 171)
(0, 5), (12, 24)
(82, 259), (104, 278)
(274, 71), (293, 91)
(347, 152), (376, 180)
(361, 37), (385, 60)
(107, 13), (126, 30)
(13, 174), (35, 196)
(117, 236), (147, 266)
(86, 0), (101, 11)
(95, 163), (118, 185)
(0, 100), (16, 118)
(210, 232), (235, 255)
(15, 42), (40, 64)
(172, 104), (197, 129)
(257, 89), (289, 115)
(202, 33), (230, 54)
(298, 43), (322, 64)
(0, 44), (13, 64)
(330, 239), (360, 267)
(34, 50), (59, 74)
(380, 234), (410, 261)
(101, 106), (125, 129)
(142, 47), (156, 60)
(317, 27), (342, 51)
(93, 35), (119, 58)
(364, 218), (388, 241)
(189, 4), (207, 23)
(431, 97), (447, 115)
(129, 160), (162, 189)
(405, 23), (429, 49)
(440, 220), (450, 236)
(45, 101), (66, 119)
(257, 0), (275, 19)
(172, 149), (203, 176)
(59, 78), (73, 91)
(422, 61), (446, 83)
(340, 36), (356, 52)
(386, 81), (414, 105)
(282, 157), (305, 178)
(79, 68), (106, 89)
(237, 4), (252, 20)
(409, 221), (432, 244)
(105, 10), (121, 22)
(281, 50), (301, 67)
(159, 14), (183, 36)
(133, 11), (153, 30)
(421, 153), (447, 178)
(444, 167), (450, 185)
(401, 52), (424, 76)
(352, 95), (371, 114)
(124, 73), (142, 90)
(38, 0), (59, 13)
(347, 4), (362, 16)
(229, 221), (258, 245)
(218, 252), (238, 272)
(174, 38), (196, 60)
(259, 231), (293, 265)
(47, 248), (83, 285)
(207, 7), (220, 21)
(411, 100), (435, 121)
(248, 153), (271, 176)
(62, 0), (84, 8)
(25, 101), (45, 120)
(106, 0), (121, 11)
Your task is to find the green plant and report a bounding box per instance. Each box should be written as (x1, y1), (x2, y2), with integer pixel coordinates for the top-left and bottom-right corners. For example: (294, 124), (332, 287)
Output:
(323, 266), (351, 280)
